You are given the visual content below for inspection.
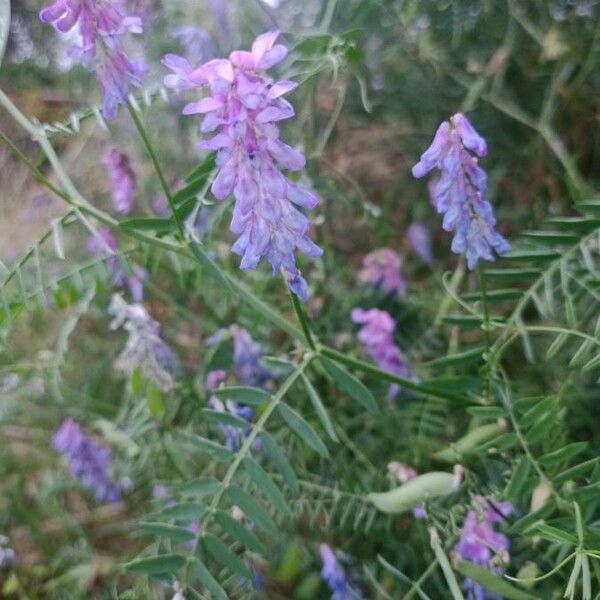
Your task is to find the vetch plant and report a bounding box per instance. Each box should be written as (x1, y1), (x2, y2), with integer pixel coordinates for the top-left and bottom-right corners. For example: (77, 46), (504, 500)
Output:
(1, 4), (599, 599)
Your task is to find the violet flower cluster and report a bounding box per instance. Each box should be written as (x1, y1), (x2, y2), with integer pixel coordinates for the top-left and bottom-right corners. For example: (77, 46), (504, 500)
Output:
(109, 294), (180, 392)
(40, 0), (146, 118)
(358, 248), (407, 296)
(412, 113), (510, 269)
(104, 148), (137, 214)
(53, 418), (121, 503)
(163, 31), (322, 300)
(454, 496), (512, 600)
(319, 544), (353, 600)
(206, 369), (253, 451)
(351, 308), (414, 400)
(0, 536), (16, 569)
(87, 227), (147, 302)
(231, 324), (271, 387)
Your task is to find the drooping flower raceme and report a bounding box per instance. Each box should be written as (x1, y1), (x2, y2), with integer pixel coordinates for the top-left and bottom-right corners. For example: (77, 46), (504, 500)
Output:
(351, 308), (414, 400)
(109, 294), (180, 392)
(358, 248), (407, 296)
(87, 227), (148, 301)
(454, 496), (512, 600)
(104, 148), (137, 214)
(163, 31), (322, 300)
(412, 113), (510, 269)
(40, 0), (146, 118)
(319, 544), (353, 600)
(53, 418), (121, 503)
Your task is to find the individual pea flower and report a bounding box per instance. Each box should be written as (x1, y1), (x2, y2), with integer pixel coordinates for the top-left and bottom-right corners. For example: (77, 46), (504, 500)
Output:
(53, 418), (121, 503)
(406, 222), (433, 264)
(103, 148), (137, 214)
(206, 370), (253, 450)
(412, 113), (510, 269)
(454, 496), (513, 600)
(39, 0), (146, 118)
(387, 461), (427, 519)
(319, 544), (363, 600)
(163, 31), (322, 300)
(87, 227), (148, 301)
(109, 294), (180, 392)
(351, 308), (415, 400)
(0, 535), (17, 568)
(357, 248), (407, 296)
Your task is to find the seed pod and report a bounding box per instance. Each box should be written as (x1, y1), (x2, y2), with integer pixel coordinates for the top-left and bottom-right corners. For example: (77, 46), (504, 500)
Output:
(433, 422), (505, 463)
(368, 472), (457, 514)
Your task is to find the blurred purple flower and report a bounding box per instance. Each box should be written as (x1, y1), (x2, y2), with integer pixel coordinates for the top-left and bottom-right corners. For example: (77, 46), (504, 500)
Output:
(231, 325), (270, 387)
(163, 31), (322, 300)
(412, 113), (510, 269)
(40, 0), (146, 118)
(351, 308), (414, 400)
(53, 419), (121, 503)
(358, 248), (407, 295)
(87, 227), (148, 301)
(319, 544), (357, 600)
(103, 148), (137, 214)
(406, 222), (433, 264)
(109, 294), (180, 392)
(172, 25), (214, 64)
(206, 371), (253, 450)
(454, 496), (512, 600)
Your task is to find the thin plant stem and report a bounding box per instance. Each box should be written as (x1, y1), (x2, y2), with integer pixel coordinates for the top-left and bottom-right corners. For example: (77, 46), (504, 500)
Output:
(290, 290), (316, 351)
(478, 264), (493, 402)
(125, 101), (186, 238)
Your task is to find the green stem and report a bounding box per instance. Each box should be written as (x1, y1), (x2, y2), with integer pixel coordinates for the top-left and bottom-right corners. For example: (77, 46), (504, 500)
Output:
(478, 264), (493, 401)
(126, 101), (186, 238)
(290, 291), (316, 351)
(319, 346), (465, 404)
(190, 354), (313, 556)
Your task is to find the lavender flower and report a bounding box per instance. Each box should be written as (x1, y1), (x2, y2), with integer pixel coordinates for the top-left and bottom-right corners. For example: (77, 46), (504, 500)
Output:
(454, 496), (512, 600)
(163, 31), (322, 300)
(87, 227), (148, 301)
(53, 419), (121, 503)
(358, 248), (407, 296)
(406, 222), (433, 264)
(412, 113), (510, 269)
(319, 544), (362, 600)
(206, 370), (253, 450)
(40, 0), (146, 118)
(104, 148), (137, 214)
(351, 308), (414, 400)
(231, 325), (270, 387)
(109, 294), (180, 392)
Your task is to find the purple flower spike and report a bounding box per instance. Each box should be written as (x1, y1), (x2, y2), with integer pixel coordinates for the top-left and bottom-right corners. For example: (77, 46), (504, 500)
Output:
(454, 496), (512, 600)
(39, 0), (146, 118)
(412, 113), (510, 269)
(358, 248), (407, 296)
(231, 325), (271, 387)
(104, 148), (137, 214)
(319, 544), (352, 600)
(163, 31), (322, 299)
(351, 308), (415, 400)
(53, 419), (121, 503)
